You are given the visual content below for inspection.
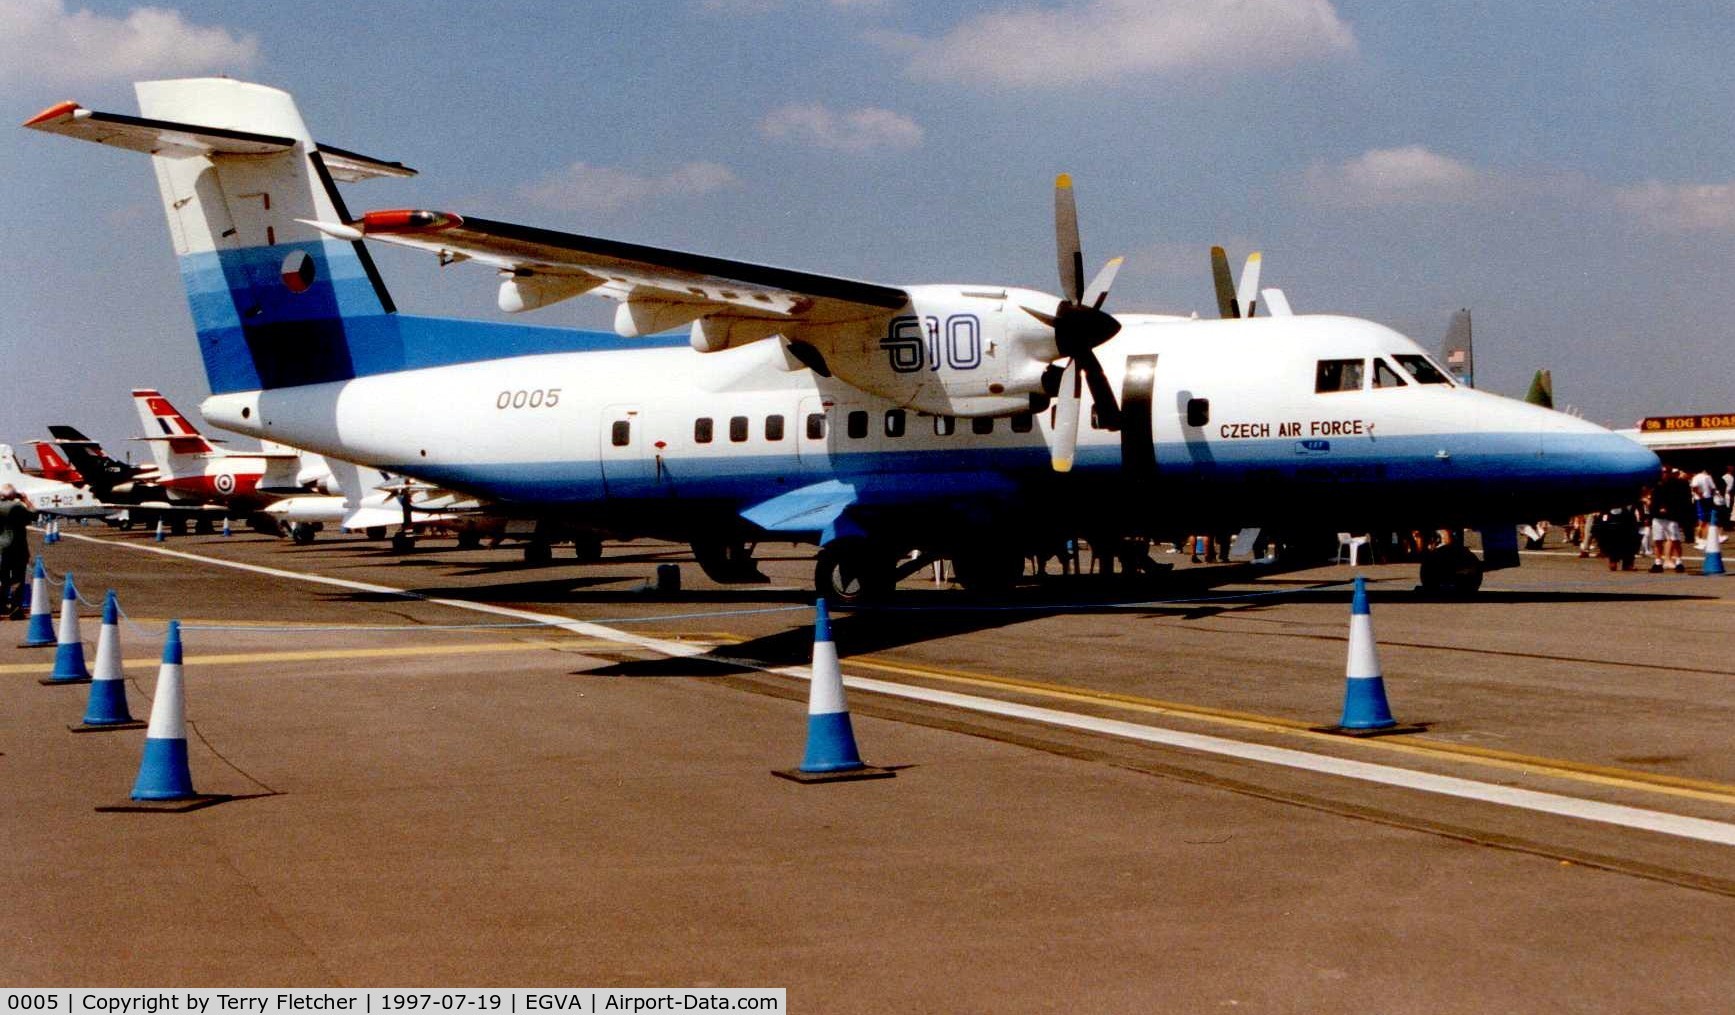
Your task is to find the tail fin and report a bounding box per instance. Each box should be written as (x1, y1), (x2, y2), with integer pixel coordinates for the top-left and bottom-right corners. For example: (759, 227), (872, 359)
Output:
(0, 446), (28, 482)
(47, 426), (138, 498)
(1440, 308), (1473, 387)
(24, 79), (411, 394)
(26, 441), (82, 484)
(132, 388), (217, 478)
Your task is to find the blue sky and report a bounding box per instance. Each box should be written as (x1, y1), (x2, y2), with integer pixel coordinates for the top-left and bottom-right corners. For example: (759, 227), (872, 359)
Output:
(5, 0), (1735, 453)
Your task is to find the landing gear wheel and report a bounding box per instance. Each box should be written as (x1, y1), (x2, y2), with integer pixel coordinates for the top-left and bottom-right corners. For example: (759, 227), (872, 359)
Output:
(814, 540), (894, 606)
(390, 531), (415, 553)
(1419, 544), (1484, 595)
(455, 531), (482, 550)
(290, 522), (317, 545)
(524, 541), (553, 565)
(364, 526), (386, 541)
(572, 534), (603, 564)
(194, 518), (215, 535)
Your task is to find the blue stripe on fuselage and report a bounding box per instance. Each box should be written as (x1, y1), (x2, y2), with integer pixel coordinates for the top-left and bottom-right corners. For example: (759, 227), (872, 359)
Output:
(180, 244), (687, 394)
(381, 431), (1655, 536)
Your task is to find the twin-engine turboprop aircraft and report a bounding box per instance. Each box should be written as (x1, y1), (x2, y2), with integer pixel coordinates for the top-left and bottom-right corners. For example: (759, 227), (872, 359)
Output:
(23, 79), (1659, 598)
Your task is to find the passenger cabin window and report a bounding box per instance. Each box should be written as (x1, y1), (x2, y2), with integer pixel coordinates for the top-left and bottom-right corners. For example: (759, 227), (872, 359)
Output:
(1186, 398), (1210, 427)
(934, 415), (956, 436)
(1010, 412), (1034, 433)
(806, 413), (826, 439)
(847, 410), (869, 439)
(765, 415), (785, 441)
(694, 418), (713, 444)
(610, 420), (631, 447)
(729, 416), (749, 442)
(884, 409), (906, 438)
(1393, 354), (1452, 385)
(1316, 358), (1365, 393)
(971, 416), (994, 435)
(1372, 359), (1408, 388)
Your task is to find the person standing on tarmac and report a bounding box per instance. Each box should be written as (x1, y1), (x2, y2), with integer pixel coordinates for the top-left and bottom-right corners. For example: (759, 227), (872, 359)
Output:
(1650, 468), (1694, 573)
(0, 485), (35, 619)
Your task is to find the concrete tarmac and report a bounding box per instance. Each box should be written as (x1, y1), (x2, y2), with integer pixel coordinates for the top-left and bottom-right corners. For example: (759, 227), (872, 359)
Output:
(3, 527), (1732, 1011)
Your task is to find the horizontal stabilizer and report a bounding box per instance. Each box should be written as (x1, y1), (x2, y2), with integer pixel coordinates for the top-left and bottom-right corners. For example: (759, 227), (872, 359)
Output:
(23, 102), (292, 157)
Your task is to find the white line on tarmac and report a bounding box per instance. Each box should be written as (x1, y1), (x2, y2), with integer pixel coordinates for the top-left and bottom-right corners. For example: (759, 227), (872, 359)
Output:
(64, 532), (1735, 847)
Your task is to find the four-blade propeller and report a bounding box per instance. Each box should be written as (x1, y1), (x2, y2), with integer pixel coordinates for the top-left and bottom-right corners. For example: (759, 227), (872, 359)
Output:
(1022, 174), (1125, 472)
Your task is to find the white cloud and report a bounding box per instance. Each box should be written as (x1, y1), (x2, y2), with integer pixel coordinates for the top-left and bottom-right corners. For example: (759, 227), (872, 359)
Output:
(1613, 181), (1735, 233)
(1304, 146), (1487, 207)
(880, 0), (1355, 88)
(758, 102), (923, 154)
(519, 161), (740, 214)
(0, 0), (259, 89)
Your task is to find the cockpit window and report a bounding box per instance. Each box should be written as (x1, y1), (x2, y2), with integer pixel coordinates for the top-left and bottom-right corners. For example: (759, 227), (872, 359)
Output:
(1372, 358), (1408, 388)
(1394, 354), (1452, 385)
(1315, 358), (1364, 393)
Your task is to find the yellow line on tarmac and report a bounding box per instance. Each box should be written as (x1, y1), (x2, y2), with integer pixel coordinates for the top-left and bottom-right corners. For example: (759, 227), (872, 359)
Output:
(849, 655), (1735, 808)
(0, 639), (624, 675)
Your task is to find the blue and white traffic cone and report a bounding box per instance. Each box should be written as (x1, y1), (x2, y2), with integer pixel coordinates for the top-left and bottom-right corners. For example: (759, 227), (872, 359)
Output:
(75, 591), (142, 730)
(21, 557), (57, 646)
(153, 519), (166, 542)
(44, 518), (59, 544)
(45, 571), (91, 683)
(775, 599), (893, 782)
(221, 517), (231, 538)
(1703, 518), (1726, 576)
(131, 621), (196, 800)
(1336, 577), (1400, 731)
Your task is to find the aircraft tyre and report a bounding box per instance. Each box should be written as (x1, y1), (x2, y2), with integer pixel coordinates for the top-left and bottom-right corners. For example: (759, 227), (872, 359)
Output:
(1419, 544), (1484, 595)
(194, 517), (215, 535)
(364, 526), (386, 541)
(456, 531), (483, 550)
(290, 522), (317, 545)
(524, 541), (553, 565)
(814, 540), (894, 606)
(390, 531), (415, 553)
(572, 534), (604, 564)
(117, 516), (134, 531)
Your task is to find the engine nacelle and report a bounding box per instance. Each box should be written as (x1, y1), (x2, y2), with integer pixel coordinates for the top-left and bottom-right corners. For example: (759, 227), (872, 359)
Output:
(812, 285), (1062, 417)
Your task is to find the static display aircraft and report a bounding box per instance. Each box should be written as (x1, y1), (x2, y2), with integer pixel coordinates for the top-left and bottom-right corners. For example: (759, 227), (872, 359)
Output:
(0, 444), (108, 518)
(25, 441), (84, 485)
(24, 79), (1659, 597)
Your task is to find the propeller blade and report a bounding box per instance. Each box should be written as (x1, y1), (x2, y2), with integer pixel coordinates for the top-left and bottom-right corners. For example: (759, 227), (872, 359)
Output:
(1055, 174), (1084, 303)
(1051, 360), (1081, 472)
(1236, 251), (1262, 318)
(1021, 305), (1059, 328)
(1083, 256), (1124, 310)
(1075, 347), (1122, 431)
(1210, 246), (1238, 318)
(1261, 287), (1293, 316)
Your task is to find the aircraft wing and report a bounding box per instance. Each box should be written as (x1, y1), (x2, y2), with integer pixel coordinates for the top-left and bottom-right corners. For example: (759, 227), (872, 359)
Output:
(307, 210), (910, 331)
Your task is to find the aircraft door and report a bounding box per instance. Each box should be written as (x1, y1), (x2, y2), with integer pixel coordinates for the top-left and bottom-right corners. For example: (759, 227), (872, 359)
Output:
(599, 404), (659, 499)
(796, 397), (834, 475)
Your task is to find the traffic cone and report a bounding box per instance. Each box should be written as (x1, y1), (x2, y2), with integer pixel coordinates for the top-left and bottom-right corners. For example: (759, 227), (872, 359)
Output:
(131, 621), (196, 800)
(44, 518), (59, 544)
(1321, 577), (1424, 736)
(72, 591), (144, 731)
(21, 557), (56, 646)
(44, 571), (91, 684)
(221, 517), (232, 537)
(1703, 519), (1726, 576)
(774, 599), (894, 783)
(153, 519), (166, 542)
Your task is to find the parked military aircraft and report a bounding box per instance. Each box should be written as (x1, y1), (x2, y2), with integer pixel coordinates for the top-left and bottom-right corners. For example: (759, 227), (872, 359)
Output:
(24, 79), (1658, 597)
(0, 444), (108, 518)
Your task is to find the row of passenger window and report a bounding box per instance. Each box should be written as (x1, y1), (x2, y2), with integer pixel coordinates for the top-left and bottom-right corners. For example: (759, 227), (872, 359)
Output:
(1315, 354), (1453, 393)
(686, 408), (1041, 445)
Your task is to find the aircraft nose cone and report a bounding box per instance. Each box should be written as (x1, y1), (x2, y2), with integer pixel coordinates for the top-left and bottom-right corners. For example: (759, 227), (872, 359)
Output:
(1541, 429), (1659, 506)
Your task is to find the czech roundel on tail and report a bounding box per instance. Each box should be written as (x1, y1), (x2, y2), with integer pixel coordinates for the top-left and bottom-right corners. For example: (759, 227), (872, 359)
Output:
(22, 80), (1659, 599)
